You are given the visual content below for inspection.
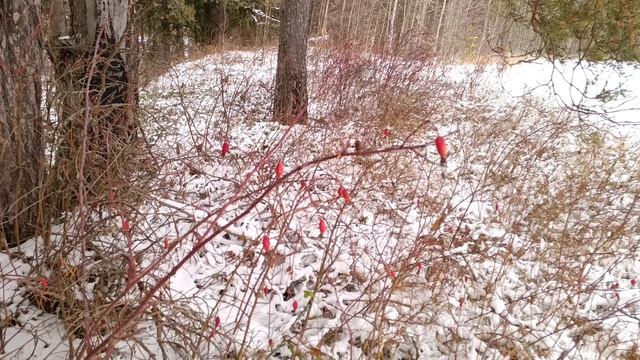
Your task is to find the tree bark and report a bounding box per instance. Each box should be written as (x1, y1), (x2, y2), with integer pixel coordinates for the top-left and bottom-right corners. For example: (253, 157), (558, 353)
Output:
(320, 0), (330, 35)
(43, 0), (67, 38)
(388, 0), (399, 46)
(219, 0), (227, 43)
(0, 0), (44, 248)
(477, 0), (494, 56)
(192, 0), (226, 45)
(434, 0), (448, 53)
(339, 0), (348, 42)
(273, 0), (312, 124)
(49, 0), (134, 204)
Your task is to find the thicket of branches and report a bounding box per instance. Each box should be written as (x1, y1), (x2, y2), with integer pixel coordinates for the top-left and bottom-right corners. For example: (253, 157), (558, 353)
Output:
(0, 0), (639, 359)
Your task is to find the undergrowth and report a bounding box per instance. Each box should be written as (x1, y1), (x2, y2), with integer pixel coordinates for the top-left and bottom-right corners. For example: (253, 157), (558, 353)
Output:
(1, 43), (639, 359)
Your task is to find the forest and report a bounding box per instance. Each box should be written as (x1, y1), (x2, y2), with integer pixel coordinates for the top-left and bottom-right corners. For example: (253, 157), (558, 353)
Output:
(1, 0), (640, 359)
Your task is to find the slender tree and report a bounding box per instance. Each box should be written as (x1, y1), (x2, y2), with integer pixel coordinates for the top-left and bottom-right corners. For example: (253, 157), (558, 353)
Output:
(273, 0), (313, 124)
(0, 0), (44, 248)
(434, 0), (448, 53)
(388, 0), (399, 45)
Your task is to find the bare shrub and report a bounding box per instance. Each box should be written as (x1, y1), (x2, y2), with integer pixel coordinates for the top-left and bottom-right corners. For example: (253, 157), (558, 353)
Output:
(2, 42), (639, 360)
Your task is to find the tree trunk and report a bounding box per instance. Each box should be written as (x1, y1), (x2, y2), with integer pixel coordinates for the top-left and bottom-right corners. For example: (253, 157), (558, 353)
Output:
(388, 0), (399, 46)
(434, 0), (448, 53)
(353, 0), (363, 40)
(49, 0), (134, 204)
(273, 0), (312, 124)
(218, 0), (227, 43)
(346, 0), (355, 37)
(320, 0), (330, 35)
(417, 0), (429, 35)
(339, 0), (347, 42)
(192, 0), (228, 45)
(43, 0), (67, 38)
(261, 0), (273, 45)
(400, 0), (408, 38)
(0, 0), (44, 248)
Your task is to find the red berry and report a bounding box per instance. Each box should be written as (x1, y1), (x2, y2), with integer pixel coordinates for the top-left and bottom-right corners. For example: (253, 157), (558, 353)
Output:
(221, 141), (230, 157)
(38, 278), (49, 288)
(215, 316), (221, 328)
(122, 218), (131, 233)
(262, 235), (271, 252)
(292, 300), (299, 313)
(338, 186), (352, 203)
(268, 338), (273, 347)
(263, 287), (270, 296)
(383, 128), (391, 138)
(435, 136), (448, 163)
(319, 218), (328, 236)
(275, 160), (284, 178)
(631, 279), (637, 286)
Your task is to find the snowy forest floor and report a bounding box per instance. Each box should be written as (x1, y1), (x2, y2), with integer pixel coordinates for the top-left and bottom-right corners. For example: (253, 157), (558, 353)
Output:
(2, 48), (640, 359)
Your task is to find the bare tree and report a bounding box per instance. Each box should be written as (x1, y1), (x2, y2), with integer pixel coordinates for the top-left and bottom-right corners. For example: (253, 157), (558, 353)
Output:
(273, 0), (312, 124)
(388, 0), (399, 45)
(319, 0), (331, 35)
(0, 0), (44, 248)
(434, 0), (448, 53)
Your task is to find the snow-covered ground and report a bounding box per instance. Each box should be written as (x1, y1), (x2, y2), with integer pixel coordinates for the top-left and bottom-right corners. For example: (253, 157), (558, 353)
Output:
(2, 49), (640, 359)
(448, 59), (640, 137)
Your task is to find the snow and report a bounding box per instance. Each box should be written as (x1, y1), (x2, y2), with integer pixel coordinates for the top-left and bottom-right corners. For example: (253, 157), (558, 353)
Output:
(2, 49), (640, 359)
(447, 60), (640, 138)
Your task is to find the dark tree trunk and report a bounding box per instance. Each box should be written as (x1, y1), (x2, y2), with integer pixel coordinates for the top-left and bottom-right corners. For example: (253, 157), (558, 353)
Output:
(68, 0), (132, 135)
(273, 0), (312, 124)
(49, 0), (135, 203)
(192, 0), (225, 45)
(0, 0), (44, 248)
